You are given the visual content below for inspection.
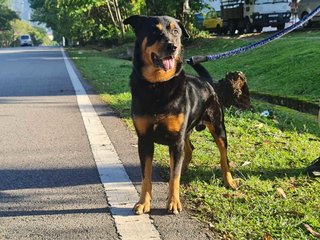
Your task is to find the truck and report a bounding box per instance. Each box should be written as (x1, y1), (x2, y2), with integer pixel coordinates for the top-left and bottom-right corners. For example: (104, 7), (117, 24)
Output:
(220, 0), (291, 34)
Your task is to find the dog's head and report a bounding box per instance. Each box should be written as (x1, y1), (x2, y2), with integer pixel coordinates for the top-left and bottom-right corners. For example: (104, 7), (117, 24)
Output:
(124, 15), (189, 83)
(218, 71), (251, 109)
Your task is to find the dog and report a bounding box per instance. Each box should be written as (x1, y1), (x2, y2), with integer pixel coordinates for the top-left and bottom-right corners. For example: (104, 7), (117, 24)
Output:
(191, 63), (250, 110)
(124, 15), (239, 215)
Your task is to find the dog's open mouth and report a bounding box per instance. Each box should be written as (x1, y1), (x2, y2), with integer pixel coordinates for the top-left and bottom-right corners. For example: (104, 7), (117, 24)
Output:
(152, 53), (175, 71)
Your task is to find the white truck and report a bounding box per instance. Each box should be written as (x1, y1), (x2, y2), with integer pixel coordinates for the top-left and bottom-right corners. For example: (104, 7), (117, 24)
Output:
(220, 0), (291, 34)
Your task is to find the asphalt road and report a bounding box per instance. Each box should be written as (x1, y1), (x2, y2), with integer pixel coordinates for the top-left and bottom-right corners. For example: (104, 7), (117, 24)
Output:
(0, 47), (220, 239)
(0, 47), (118, 239)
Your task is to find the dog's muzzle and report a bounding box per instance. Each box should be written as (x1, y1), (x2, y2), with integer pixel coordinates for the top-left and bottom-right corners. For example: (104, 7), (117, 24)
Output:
(151, 52), (175, 71)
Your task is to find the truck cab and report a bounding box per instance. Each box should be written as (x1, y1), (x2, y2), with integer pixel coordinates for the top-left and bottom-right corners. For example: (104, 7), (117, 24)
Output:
(221, 0), (291, 34)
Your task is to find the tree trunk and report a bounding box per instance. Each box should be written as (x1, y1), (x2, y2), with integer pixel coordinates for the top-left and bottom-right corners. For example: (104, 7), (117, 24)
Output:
(113, 0), (125, 39)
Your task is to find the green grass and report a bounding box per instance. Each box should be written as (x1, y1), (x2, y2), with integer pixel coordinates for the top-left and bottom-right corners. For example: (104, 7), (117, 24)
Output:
(68, 31), (320, 239)
(184, 31), (320, 105)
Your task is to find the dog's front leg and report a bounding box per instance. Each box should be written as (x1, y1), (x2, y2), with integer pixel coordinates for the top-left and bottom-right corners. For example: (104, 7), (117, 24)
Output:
(167, 141), (184, 214)
(134, 137), (154, 215)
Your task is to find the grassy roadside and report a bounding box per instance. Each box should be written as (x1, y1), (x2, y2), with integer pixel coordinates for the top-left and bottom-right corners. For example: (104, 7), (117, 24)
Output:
(184, 31), (320, 106)
(68, 32), (320, 239)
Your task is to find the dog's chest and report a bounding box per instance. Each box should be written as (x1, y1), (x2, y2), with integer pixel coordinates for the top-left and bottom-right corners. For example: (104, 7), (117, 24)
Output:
(133, 113), (185, 143)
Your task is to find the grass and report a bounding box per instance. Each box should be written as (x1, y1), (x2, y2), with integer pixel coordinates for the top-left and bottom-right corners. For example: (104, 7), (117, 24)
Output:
(184, 30), (320, 105)
(68, 31), (320, 239)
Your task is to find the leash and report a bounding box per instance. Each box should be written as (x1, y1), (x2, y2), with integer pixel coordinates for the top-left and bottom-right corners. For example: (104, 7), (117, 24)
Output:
(187, 5), (320, 65)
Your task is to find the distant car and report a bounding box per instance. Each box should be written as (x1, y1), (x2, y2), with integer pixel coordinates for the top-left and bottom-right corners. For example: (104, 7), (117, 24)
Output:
(19, 34), (33, 46)
(203, 10), (223, 33)
(194, 13), (204, 27)
(297, 0), (320, 27)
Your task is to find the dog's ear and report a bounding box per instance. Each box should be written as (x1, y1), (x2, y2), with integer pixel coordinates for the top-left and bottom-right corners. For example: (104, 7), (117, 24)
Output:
(177, 21), (190, 39)
(123, 15), (148, 35)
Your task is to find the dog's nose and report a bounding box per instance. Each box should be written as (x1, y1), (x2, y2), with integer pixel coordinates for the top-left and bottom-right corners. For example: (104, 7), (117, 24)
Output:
(167, 43), (177, 52)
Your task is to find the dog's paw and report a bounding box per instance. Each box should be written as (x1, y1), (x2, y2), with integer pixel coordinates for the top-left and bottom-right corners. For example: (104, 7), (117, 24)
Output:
(134, 201), (151, 215)
(167, 197), (182, 214)
(223, 172), (238, 190)
(224, 177), (238, 190)
(226, 180), (238, 190)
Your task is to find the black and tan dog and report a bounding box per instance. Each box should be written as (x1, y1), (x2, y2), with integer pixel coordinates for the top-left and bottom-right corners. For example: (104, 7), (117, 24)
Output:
(124, 15), (246, 215)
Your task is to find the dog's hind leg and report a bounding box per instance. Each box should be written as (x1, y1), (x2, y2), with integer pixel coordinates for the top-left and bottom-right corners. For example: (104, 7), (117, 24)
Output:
(181, 134), (194, 174)
(206, 122), (237, 189)
(204, 98), (237, 189)
(206, 121), (237, 189)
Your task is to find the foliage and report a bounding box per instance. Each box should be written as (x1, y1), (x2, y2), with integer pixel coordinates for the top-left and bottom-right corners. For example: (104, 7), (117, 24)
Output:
(0, 0), (19, 47)
(28, 0), (204, 45)
(67, 30), (320, 239)
(0, 0), (18, 31)
(29, 0), (142, 45)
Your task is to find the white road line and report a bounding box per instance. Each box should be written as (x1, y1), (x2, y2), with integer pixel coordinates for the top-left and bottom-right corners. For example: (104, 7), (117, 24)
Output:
(61, 48), (161, 240)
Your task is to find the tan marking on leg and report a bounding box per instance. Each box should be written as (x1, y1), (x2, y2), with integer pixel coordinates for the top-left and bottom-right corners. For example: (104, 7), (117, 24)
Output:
(159, 113), (184, 133)
(206, 124), (237, 189)
(133, 116), (152, 136)
(134, 157), (153, 214)
(167, 154), (182, 214)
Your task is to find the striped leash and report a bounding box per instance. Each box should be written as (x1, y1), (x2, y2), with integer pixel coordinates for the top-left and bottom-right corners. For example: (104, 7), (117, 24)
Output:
(187, 5), (320, 65)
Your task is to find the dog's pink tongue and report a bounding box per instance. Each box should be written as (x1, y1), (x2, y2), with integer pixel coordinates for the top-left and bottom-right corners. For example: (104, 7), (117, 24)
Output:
(162, 57), (174, 71)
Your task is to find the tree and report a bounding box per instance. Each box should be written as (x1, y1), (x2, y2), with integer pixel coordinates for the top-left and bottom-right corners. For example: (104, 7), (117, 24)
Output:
(0, 0), (19, 47)
(0, 1), (19, 31)
(29, 0), (130, 44)
(28, 0), (204, 45)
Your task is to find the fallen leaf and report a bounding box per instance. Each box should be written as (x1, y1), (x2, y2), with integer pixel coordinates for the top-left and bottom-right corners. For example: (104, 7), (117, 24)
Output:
(303, 223), (320, 238)
(241, 161), (251, 167)
(229, 161), (237, 168)
(262, 233), (273, 240)
(222, 193), (245, 199)
(276, 187), (287, 199)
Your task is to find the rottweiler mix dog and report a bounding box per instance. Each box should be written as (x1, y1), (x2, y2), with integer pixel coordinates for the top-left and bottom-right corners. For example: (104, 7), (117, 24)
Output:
(124, 15), (238, 215)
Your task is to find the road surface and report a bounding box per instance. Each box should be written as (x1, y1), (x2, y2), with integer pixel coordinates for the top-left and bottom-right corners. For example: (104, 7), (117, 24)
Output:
(0, 47), (219, 239)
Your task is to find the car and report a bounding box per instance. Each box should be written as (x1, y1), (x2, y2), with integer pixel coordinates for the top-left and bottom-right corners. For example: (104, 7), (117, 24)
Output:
(194, 13), (204, 27)
(19, 34), (33, 46)
(202, 10), (224, 33)
(297, 0), (320, 27)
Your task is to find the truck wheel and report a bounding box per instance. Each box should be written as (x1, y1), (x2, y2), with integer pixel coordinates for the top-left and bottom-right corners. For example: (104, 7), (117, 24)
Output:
(222, 27), (228, 35)
(302, 12), (312, 28)
(244, 20), (253, 33)
(214, 25), (221, 34)
(277, 23), (285, 30)
(228, 22), (236, 35)
(255, 26), (263, 33)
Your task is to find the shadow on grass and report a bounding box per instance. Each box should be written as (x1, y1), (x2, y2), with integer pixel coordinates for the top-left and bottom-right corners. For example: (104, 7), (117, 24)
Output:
(182, 166), (308, 184)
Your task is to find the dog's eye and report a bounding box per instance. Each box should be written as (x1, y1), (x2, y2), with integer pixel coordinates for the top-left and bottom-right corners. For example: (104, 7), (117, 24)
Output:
(172, 29), (179, 36)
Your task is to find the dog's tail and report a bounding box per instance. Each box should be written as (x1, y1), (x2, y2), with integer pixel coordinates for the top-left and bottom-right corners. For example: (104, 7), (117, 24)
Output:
(190, 63), (215, 132)
(190, 63), (215, 86)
